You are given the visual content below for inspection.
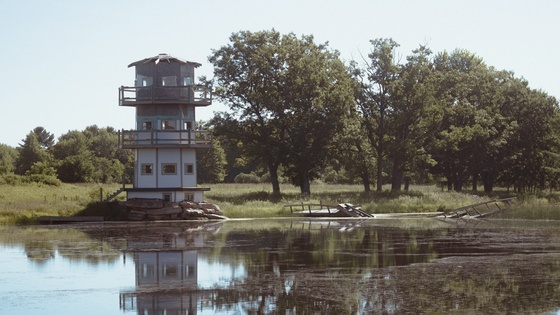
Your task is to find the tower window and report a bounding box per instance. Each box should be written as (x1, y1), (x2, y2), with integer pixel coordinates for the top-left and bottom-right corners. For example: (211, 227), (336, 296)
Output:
(142, 121), (152, 130)
(163, 264), (178, 277)
(182, 76), (193, 86)
(162, 120), (175, 130)
(161, 76), (177, 86)
(136, 75), (153, 87)
(141, 163), (153, 175)
(162, 163), (177, 175)
(184, 163), (194, 175)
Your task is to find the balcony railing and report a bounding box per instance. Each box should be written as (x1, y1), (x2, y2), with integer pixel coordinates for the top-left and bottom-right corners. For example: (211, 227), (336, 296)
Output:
(119, 129), (212, 148)
(119, 85), (212, 106)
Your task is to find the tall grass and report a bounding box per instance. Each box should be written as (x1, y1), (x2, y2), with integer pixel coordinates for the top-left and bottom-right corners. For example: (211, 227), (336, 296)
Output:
(205, 183), (494, 218)
(493, 194), (560, 220)
(1, 182), (558, 223)
(0, 182), (124, 224)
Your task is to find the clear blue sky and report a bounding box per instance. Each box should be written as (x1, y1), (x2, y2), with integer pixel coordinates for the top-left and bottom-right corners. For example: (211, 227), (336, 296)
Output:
(1, 0), (558, 147)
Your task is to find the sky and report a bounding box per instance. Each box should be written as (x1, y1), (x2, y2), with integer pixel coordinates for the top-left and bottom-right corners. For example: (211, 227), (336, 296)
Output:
(1, 0), (559, 147)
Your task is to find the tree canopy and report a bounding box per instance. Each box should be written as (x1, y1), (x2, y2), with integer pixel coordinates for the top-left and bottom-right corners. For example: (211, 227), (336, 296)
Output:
(210, 33), (560, 194)
(4, 126), (133, 185)
(1, 32), (559, 195)
(209, 30), (355, 195)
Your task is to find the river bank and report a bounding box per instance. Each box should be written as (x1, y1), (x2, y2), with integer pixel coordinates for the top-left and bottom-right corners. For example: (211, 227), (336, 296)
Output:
(1, 182), (558, 224)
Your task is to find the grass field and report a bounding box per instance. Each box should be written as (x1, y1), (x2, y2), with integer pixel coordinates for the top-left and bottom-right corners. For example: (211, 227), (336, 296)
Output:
(0, 182), (558, 224)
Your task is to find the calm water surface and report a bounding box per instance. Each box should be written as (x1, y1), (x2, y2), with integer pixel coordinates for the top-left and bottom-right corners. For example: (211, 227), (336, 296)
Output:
(1, 218), (560, 314)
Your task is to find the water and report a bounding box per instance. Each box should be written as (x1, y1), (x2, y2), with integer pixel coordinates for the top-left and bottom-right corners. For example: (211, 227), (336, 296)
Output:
(1, 218), (559, 314)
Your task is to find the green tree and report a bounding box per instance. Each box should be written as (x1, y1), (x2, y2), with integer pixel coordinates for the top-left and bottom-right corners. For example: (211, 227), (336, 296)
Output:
(279, 34), (355, 194)
(429, 49), (502, 191)
(352, 38), (400, 192)
(84, 125), (118, 159)
(209, 30), (355, 195)
(197, 137), (227, 183)
(209, 30), (287, 194)
(387, 45), (440, 191)
(51, 130), (94, 182)
(32, 126), (55, 150)
(498, 84), (559, 192)
(49, 126), (132, 184)
(0, 144), (18, 175)
(468, 68), (517, 192)
(56, 154), (94, 183)
(84, 125), (129, 183)
(330, 111), (376, 191)
(15, 131), (50, 175)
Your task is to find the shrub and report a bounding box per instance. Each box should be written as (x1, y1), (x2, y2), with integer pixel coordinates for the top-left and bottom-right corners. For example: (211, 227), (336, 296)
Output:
(0, 174), (24, 185)
(234, 172), (261, 183)
(26, 174), (61, 186)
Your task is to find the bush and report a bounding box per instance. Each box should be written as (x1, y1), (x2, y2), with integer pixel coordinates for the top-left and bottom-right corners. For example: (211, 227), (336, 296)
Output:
(259, 172), (289, 184)
(234, 172), (261, 183)
(26, 174), (61, 186)
(0, 174), (25, 185)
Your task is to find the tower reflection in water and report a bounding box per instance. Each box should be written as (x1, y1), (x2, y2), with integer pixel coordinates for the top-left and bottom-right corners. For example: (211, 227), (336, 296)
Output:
(119, 222), (242, 314)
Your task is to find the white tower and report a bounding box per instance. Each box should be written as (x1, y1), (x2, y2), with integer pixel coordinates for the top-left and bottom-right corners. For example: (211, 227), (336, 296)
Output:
(119, 54), (212, 203)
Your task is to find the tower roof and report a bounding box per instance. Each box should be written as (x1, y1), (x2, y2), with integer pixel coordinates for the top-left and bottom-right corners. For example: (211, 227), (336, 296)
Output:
(127, 53), (202, 68)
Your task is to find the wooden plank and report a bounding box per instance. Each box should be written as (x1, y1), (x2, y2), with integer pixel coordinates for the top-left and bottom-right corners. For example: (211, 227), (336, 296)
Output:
(145, 207), (183, 215)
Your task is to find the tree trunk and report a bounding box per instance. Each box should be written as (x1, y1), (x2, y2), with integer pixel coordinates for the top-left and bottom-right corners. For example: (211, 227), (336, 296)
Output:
(446, 173), (454, 191)
(376, 154), (383, 192)
(376, 116), (384, 192)
(454, 178), (463, 192)
(404, 177), (410, 192)
(482, 171), (494, 193)
(361, 172), (371, 193)
(472, 173), (478, 191)
(391, 158), (404, 192)
(268, 161), (281, 196)
(300, 171), (311, 195)
(356, 142), (371, 193)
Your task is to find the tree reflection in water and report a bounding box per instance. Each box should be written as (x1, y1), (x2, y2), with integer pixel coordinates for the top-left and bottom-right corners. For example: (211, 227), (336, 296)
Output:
(88, 219), (560, 314)
(2, 219), (560, 314)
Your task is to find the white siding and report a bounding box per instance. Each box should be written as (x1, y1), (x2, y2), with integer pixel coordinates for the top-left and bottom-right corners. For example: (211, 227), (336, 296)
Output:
(135, 147), (198, 189)
(136, 149), (157, 188)
(182, 149), (197, 187)
(158, 148), (181, 187)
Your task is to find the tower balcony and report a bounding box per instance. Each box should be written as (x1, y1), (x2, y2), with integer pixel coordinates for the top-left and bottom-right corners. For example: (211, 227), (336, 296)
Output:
(119, 129), (212, 149)
(119, 85), (212, 106)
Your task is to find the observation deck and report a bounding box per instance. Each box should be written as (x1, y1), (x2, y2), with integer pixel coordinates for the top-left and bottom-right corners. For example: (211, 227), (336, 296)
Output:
(119, 85), (212, 107)
(119, 129), (212, 149)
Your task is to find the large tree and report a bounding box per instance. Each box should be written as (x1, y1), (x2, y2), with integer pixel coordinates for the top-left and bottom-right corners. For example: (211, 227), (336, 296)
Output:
(429, 49), (498, 191)
(209, 30), (355, 195)
(32, 126), (55, 150)
(352, 38), (400, 192)
(429, 50), (542, 192)
(209, 30), (287, 194)
(387, 45), (440, 191)
(0, 144), (18, 175)
(51, 130), (94, 182)
(50, 126), (131, 184)
(15, 131), (51, 175)
(197, 122), (227, 184)
(498, 83), (560, 192)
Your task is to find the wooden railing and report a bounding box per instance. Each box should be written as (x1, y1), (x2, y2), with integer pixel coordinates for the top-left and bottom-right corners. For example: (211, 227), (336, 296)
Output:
(119, 129), (212, 148)
(119, 85), (212, 106)
(443, 197), (516, 218)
